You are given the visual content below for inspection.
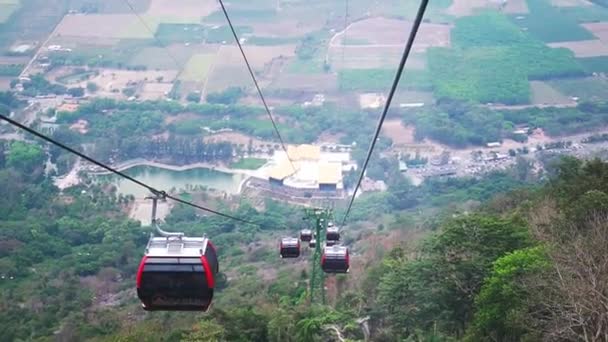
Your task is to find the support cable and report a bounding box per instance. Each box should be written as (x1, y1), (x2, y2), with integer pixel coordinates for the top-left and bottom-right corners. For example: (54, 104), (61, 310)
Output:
(339, 0), (430, 228)
(217, 0), (297, 171)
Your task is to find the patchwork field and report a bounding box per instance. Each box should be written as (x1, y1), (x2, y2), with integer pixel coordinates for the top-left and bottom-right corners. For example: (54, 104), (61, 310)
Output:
(139, 82), (174, 100)
(146, 0), (217, 18)
(548, 76), (608, 101)
(0, 77), (12, 90)
(334, 18), (452, 48)
(0, 0), (20, 23)
(503, 0), (530, 13)
(548, 40), (608, 57)
(55, 14), (150, 39)
(583, 22), (608, 41)
(268, 73), (338, 92)
(328, 46), (427, 70)
(130, 44), (218, 70)
(179, 54), (216, 82)
(551, 0), (591, 6)
(447, 0), (501, 16)
(529, 80), (575, 105)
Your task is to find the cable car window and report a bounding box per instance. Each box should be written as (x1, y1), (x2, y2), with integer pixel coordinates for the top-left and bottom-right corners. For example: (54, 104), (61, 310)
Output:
(144, 264), (204, 272)
(146, 257), (179, 264)
(179, 258), (203, 264)
(140, 271), (209, 305)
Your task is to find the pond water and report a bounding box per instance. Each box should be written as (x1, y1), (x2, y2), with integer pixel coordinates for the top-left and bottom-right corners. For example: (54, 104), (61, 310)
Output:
(97, 165), (246, 198)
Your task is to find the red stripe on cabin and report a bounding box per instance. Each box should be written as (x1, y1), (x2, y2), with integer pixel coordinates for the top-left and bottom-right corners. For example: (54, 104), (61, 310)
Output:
(136, 255), (148, 288)
(201, 256), (215, 289)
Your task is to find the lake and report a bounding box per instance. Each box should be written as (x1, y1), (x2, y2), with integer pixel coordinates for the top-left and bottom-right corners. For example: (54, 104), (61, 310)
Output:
(97, 165), (247, 198)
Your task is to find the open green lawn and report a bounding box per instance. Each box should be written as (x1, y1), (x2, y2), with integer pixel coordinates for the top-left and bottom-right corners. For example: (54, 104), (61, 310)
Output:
(179, 54), (216, 82)
(230, 158), (267, 170)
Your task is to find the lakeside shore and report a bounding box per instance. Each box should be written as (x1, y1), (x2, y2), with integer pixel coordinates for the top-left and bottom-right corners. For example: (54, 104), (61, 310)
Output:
(88, 158), (265, 178)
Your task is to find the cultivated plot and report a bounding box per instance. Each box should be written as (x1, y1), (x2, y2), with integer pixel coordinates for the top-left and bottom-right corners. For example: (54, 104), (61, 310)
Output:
(502, 0), (529, 14)
(146, 0), (217, 18)
(130, 44), (219, 70)
(0, 0), (19, 23)
(529, 80), (575, 106)
(268, 73), (338, 92)
(548, 40), (608, 57)
(583, 22), (608, 41)
(548, 76), (608, 101)
(551, 0), (592, 6)
(333, 18), (452, 47)
(447, 0), (502, 16)
(328, 46), (427, 70)
(179, 54), (216, 82)
(55, 14), (150, 39)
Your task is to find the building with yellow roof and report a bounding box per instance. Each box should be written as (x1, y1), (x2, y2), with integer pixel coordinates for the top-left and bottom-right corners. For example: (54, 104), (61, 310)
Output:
(287, 144), (320, 161)
(266, 145), (344, 191)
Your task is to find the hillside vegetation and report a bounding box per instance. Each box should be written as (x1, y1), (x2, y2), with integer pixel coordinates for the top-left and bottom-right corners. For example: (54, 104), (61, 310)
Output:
(3, 129), (608, 340)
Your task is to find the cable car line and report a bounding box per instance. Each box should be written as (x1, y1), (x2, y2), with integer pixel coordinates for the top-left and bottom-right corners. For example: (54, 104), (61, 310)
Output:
(0, 113), (258, 226)
(122, 0), (185, 74)
(338, 0), (430, 229)
(217, 0), (297, 171)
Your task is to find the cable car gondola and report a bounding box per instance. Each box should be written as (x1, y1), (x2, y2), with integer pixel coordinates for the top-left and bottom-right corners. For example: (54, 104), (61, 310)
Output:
(136, 236), (218, 311)
(309, 238), (316, 248)
(321, 245), (349, 274)
(300, 229), (313, 242)
(280, 237), (300, 258)
(325, 239), (337, 247)
(326, 226), (340, 242)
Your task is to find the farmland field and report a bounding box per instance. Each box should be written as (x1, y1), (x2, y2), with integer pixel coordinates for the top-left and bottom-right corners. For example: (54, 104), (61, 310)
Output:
(145, 0), (217, 18)
(267, 73), (338, 92)
(179, 54), (216, 82)
(0, 0), (20, 24)
(447, 0), (500, 16)
(503, 0), (530, 13)
(551, 0), (591, 6)
(55, 14), (151, 39)
(577, 56), (608, 72)
(583, 22), (608, 41)
(130, 44), (218, 70)
(206, 45), (295, 93)
(510, 0), (594, 42)
(529, 80), (574, 105)
(548, 40), (608, 57)
(333, 18), (452, 49)
(559, 4), (608, 21)
(548, 77), (608, 101)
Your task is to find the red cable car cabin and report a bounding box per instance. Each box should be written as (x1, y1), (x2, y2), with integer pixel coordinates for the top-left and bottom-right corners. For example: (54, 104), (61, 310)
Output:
(300, 229), (313, 242)
(326, 226), (340, 241)
(280, 237), (300, 258)
(136, 236), (218, 311)
(321, 245), (349, 273)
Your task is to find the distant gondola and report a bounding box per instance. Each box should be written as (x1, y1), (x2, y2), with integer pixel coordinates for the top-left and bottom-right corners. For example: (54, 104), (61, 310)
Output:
(309, 238), (317, 248)
(136, 236), (218, 311)
(280, 237), (301, 258)
(300, 229), (313, 242)
(321, 245), (349, 273)
(326, 226), (340, 242)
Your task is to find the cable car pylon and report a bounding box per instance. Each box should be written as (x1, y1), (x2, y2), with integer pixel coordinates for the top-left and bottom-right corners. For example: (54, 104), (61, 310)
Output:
(304, 207), (331, 305)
